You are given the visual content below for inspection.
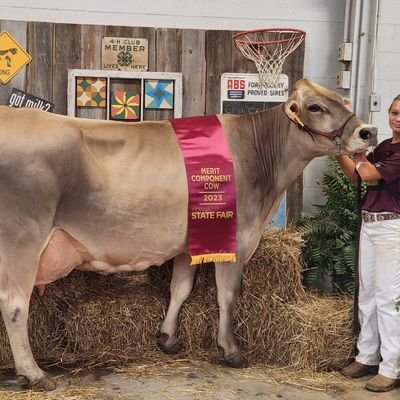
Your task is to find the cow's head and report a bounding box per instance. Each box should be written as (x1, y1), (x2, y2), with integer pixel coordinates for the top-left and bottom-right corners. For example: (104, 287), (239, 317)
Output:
(284, 79), (377, 155)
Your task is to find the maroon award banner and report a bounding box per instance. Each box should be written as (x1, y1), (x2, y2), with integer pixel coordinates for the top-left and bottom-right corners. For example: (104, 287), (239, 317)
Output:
(170, 115), (237, 265)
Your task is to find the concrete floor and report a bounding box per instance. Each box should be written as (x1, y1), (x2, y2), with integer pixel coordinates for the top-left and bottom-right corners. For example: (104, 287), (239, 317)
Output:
(0, 360), (399, 399)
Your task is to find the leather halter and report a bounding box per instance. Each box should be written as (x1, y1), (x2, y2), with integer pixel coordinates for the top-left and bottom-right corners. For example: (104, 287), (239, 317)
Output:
(289, 112), (357, 141)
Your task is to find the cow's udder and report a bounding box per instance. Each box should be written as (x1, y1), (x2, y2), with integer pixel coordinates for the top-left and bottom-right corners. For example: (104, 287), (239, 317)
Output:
(35, 229), (93, 294)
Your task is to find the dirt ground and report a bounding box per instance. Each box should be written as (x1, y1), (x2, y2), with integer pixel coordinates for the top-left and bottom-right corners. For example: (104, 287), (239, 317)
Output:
(0, 359), (399, 400)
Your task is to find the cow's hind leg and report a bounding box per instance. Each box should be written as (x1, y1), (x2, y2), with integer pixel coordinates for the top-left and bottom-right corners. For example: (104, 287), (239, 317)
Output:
(0, 249), (56, 390)
(215, 261), (248, 368)
(158, 253), (196, 354)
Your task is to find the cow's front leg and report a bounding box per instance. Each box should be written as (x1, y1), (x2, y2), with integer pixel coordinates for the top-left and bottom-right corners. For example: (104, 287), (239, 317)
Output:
(158, 253), (196, 354)
(215, 261), (248, 368)
(0, 256), (56, 391)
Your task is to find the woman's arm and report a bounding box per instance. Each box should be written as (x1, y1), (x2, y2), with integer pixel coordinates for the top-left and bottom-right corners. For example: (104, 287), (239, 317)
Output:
(335, 153), (382, 183)
(335, 155), (357, 182)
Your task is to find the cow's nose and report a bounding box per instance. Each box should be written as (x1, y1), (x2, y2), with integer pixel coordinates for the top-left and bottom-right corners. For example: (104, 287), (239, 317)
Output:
(359, 126), (378, 143)
(359, 128), (372, 140)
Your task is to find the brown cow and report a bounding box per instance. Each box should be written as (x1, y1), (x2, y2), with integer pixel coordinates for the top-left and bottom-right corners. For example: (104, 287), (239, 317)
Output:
(0, 79), (377, 390)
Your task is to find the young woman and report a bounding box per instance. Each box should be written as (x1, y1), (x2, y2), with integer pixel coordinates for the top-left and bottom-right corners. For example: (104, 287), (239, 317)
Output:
(336, 95), (400, 392)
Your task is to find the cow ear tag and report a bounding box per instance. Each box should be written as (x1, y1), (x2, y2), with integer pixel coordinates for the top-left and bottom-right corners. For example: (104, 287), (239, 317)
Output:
(292, 114), (304, 128)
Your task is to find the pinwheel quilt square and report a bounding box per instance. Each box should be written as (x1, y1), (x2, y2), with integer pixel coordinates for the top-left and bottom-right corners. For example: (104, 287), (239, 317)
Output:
(76, 77), (107, 107)
(144, 79), (174, 109)
(110, 91), (140, 120)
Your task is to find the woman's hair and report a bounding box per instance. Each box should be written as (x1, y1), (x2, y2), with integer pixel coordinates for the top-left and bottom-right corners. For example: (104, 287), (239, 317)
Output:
(388, 95), (400, 112)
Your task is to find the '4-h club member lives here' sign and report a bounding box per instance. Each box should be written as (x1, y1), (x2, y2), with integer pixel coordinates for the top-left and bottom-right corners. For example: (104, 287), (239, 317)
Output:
(102, 37), (148, 71)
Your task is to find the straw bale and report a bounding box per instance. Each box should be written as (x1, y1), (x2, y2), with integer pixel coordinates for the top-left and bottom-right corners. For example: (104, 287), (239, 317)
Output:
(242, 227), (305, 301)
(62, 284), (166, 363)
(0, 228), (355, 372)
(272, 294), (355, 370)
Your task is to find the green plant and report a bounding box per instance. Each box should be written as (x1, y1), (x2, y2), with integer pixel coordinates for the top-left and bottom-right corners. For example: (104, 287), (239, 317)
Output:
(295, 157), (364, 294)
(395, 297), (400, 312)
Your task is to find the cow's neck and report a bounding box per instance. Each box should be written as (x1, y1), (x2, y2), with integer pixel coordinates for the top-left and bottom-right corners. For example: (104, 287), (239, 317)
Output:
(248, 105), (310, 222)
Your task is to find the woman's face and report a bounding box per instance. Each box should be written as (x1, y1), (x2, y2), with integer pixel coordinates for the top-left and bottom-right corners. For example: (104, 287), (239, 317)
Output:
(389, 99), (400, 135)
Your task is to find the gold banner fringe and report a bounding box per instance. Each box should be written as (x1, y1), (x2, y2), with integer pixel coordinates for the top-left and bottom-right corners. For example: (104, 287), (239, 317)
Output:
(190, 253), (236, 265)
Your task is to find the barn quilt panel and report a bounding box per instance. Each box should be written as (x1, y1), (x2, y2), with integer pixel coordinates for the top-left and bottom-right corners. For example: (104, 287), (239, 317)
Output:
(110, 90), (140, 120)
(144, 79), (174, 109)
(76, 77), (107, 107)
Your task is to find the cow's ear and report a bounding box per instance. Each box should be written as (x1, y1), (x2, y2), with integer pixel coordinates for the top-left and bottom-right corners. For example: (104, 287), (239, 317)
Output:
(343, 97), (352, 111)
(284, 99), (300, 119)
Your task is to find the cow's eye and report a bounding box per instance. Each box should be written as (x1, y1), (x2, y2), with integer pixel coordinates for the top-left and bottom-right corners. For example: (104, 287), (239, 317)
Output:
(308, 104), (324, 112)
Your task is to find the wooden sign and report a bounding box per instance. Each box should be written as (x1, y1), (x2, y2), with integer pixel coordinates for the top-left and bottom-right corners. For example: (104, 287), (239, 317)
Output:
(102, 37), (148, 71)
(0, 31), (31, 84)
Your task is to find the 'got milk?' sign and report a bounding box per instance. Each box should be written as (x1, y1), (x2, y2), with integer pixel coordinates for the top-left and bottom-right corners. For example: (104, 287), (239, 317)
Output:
(7, 88), (54, 112)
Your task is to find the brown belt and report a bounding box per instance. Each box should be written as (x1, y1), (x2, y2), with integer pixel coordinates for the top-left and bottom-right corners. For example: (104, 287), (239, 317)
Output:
(361, 211), (400, 223)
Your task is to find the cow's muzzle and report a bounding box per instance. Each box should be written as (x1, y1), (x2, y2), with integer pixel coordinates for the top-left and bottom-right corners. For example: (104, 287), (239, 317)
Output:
(358, 125), (378, 146)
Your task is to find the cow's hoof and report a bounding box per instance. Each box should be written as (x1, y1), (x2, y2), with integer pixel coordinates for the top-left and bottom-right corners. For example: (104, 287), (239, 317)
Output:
(32, 376), (56, 391)
(157, 332), (182, 354)
(16, 375), (29, 387)
(221, 353), (249, 369)
(17, 375), (56, 391)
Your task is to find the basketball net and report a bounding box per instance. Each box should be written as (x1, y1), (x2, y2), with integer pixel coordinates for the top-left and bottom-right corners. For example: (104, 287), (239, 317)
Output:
(233, 28), (306, 88)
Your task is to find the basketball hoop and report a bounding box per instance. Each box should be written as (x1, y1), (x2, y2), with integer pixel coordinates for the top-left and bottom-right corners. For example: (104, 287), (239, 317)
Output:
(233, 28), (306, 88)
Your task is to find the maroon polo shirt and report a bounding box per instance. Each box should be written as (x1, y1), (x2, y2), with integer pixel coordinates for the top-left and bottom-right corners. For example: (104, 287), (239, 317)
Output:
(362, 139), (400, 213)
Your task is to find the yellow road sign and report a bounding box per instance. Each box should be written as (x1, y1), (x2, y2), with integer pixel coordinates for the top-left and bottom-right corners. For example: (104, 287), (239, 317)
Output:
(0, 31), (31, 84)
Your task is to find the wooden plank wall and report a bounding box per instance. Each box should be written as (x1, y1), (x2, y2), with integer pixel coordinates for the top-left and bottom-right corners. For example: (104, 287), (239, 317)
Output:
(0, 20), (305, 221)
(0, 20), (27, 105)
